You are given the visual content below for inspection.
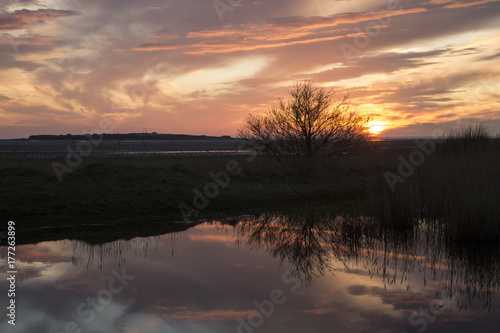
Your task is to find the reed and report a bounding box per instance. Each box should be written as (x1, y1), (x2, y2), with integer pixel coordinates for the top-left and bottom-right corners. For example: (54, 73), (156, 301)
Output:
(368, 124), (500, 240)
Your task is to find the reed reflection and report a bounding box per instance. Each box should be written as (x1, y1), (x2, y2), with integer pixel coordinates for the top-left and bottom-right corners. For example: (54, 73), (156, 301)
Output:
(69, 232), (180, 269)
(238, 214), (500, 310)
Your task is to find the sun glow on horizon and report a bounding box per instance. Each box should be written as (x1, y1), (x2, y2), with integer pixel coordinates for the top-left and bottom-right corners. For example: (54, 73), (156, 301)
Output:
(367, 121), (390, 136)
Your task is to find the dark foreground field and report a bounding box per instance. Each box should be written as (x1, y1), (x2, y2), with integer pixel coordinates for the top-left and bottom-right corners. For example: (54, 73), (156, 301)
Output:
(0, 153), (372, 245)
(2, 131), (499, 245)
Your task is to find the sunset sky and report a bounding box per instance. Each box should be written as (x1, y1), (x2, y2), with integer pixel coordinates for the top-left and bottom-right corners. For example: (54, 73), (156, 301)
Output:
(1, 0), (500, 139)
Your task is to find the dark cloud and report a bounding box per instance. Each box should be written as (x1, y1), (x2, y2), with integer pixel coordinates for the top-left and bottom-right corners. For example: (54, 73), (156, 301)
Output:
(309, 50), (448, 83)
(480, 51), (500, 61)
(347, 284), (370, 295)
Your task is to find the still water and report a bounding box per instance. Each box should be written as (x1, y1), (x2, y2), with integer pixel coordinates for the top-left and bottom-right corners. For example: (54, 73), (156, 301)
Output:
(1, 215), (500, 333)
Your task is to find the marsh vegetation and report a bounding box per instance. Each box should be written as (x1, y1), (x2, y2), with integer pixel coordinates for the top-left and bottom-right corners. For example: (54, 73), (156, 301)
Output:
(368, 124), (500, 241)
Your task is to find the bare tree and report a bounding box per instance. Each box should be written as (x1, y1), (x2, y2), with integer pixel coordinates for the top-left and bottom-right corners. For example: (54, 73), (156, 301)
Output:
(238, 81), (371, 169)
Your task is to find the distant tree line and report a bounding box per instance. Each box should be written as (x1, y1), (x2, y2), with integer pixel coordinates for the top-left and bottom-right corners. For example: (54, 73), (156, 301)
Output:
(28, 133), (234, 141)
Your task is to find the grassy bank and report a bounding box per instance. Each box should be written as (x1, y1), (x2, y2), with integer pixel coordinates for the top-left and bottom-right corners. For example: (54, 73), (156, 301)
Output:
(0, 153), (374, 245)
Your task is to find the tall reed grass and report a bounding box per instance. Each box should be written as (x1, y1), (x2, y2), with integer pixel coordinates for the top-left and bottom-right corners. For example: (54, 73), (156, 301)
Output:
(368, 124), (500, 241)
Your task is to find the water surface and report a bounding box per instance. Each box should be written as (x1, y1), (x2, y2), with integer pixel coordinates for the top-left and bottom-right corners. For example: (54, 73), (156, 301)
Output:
(1, 216), (499, 333)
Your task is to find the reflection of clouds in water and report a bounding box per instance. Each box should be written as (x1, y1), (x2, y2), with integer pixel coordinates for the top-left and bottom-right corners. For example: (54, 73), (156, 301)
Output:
(1, 216), (500, 332)
(121, 313), (179, 333)
(0, 296), (131, 333)
(31, 216), (500, 310)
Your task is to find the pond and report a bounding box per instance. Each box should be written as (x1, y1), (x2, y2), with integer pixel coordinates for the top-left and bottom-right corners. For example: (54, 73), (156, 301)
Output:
(1, 215), (500, 333)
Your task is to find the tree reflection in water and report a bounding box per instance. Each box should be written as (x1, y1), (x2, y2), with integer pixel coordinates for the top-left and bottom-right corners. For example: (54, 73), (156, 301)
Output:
(239, 214), (500, 310)
(238, 213), (347, 284)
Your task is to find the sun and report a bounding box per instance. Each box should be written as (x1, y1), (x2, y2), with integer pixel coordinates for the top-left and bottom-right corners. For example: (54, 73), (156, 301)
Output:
(368, 125), (385, 135)
(367, 121), (388, 136)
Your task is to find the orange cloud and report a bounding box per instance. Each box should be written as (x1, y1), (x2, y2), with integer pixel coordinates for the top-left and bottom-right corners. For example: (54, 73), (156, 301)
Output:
(0, 9), (79, 30)
(428, 0), (454, 4)
(132, 42), (185, 51)
(445, 0), (500, 9)
(184, 35), (344, 55)
(131, 7), (427, 55)
(158, 306), (254, 321)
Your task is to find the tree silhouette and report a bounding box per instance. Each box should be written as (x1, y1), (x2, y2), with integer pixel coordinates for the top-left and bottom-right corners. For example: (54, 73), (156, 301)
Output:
(238, 81), (371, 169)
